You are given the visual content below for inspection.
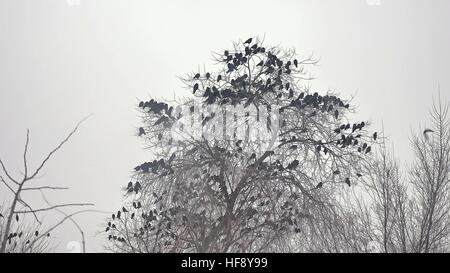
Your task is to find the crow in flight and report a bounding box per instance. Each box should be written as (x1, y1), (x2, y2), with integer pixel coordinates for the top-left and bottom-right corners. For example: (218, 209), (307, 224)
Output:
(424, 129), (434, 140)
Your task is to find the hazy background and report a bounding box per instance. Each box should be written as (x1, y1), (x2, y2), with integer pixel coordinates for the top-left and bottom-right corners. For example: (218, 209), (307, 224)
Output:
(0, 0), (449, 252)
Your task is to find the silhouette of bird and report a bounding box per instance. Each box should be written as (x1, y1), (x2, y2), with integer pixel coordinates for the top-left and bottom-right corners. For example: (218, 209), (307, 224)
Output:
(373, 132), (378, 141)
(138, 127), (146, 137)
(117, 211), (121, 219)
(256, 60), (264, 66)
(333, 170), (340, 175)
(122, 207), (128, 213)
(424, 129), (434, 140)
(0, 213), (3, 218)
(356, 173), (362, 177)
(217, 75), (222, 82)
(334, 110), (339, 119)
(206, 72), (210, 79)
(131, 213), (135, 219)
(316, 182), (323, 189)
(112, 213), (115, 220)
(365, 146), (372, 154)
(289, 89), (294, 98)
(249, 153), (256, 161)
(127, 181), (133, 189)
(345, 178), (351, 187)
(193, 83), (199, 93)
(287, 160), (299, 170)
(244, 38), (252, 44)
(35, 231), (38, 237)
(293, 59), (298, 67)
(105, 227), (110, 232)
(194, 73), (200, 79)
(16, 215), (19, 222)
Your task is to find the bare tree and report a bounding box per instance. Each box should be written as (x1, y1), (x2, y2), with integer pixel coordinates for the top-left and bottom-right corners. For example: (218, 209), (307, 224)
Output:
(105, 37), (377, 253)
(409, 96), (450, 252)
(0, 118), (94, 253)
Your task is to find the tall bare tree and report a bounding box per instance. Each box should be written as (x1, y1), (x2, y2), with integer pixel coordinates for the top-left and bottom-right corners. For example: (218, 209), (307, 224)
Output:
(106, 38), (377, 253)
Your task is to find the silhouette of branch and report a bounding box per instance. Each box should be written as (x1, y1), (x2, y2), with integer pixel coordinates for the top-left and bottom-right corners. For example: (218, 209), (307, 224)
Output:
(0, 159), (19, 185)
(14, 203), (94, 214)
(27, 115), (91, 181)
(22, 186), (69, 191)
(23, 129), (29, 178)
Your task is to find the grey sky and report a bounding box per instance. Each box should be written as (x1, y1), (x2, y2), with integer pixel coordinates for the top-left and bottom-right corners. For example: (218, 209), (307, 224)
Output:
(0, 0), (449, 252)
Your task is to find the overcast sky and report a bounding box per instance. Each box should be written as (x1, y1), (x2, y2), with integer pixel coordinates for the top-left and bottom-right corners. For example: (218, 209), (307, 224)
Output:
(1, 0), (449, 252)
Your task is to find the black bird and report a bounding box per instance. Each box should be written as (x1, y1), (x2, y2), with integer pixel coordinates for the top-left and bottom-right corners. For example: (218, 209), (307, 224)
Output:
(289, 89), (294, 98)
(217, 75), (222, 82)
(127, 181), (133, 190)
(112, 213), (115, 220)
(137, 202), (142, 209)
(205, 72), (210, 79)
(167, 107), (173, 117)
(133, 202), (137, 209)
(424, 129), (434, 140)
(138, 127), (146, 137)
(365, 146), (372, 154)
(0, 213), (3, 218)
(117, 211), (121, 219)
(373, 132), (378, 141)
(287, 160), (299, 170)
(105, 227), (110, 232)
(345, 178), (351, 187)
(244, 38), (252, 44)
(249, 153), (256, 161)
(35, 231), (39, 237)
(316, 182), (323, 189)
(256, 60), (264, 66)
(333, 170), (341, 175)
(193, 83), (199, 93)
(194, 73), (200, 79)
(168, 153), (176, 165)
(356, 173), (363, 177)
(16, 215), (19, 222)
(334, 110), (339, 119)
(122, 207), (128, 213)
(131, 213), (135, 219)
(108, 222), (111, 227)
(293, 59), (298, 67)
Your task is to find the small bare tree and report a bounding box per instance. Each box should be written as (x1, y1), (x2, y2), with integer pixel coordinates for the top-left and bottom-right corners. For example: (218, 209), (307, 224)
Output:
(0, 118), (94, 253)
(409, 96), (450, 252)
